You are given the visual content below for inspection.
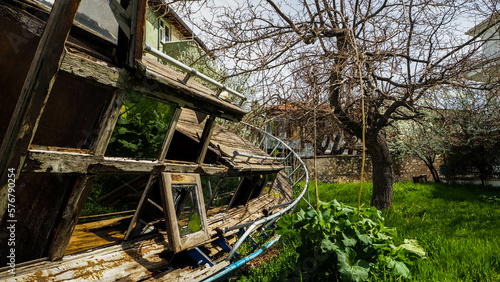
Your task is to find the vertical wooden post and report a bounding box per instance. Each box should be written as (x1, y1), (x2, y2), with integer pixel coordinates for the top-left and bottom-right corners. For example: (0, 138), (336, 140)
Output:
(0, 0), (82, 221)
(196, 116), (216, 164)
(132, 0), (146, 62)
(47, 90), (126, 260)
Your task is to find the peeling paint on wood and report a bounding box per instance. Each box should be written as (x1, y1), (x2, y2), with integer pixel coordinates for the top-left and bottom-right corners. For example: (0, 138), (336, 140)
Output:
(24, 148), (227, 175)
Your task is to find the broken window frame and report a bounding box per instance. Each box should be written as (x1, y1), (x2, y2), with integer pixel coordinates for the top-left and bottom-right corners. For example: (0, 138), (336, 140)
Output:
(160, 172), (209, 253)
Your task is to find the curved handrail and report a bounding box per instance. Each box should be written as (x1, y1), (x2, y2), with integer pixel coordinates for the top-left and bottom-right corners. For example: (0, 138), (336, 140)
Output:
(225, 122), (310, 261)
(203, 235), (281, 282)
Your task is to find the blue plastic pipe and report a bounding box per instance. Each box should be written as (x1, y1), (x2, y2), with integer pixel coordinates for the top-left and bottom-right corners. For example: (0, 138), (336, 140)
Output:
(202, 235), (281, 282)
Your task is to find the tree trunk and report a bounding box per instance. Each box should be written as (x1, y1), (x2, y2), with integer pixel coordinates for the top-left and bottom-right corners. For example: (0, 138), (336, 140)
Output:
(421, 157), (441, 183)
(366, 133), (393, 209)
(428, 165), (441, 183)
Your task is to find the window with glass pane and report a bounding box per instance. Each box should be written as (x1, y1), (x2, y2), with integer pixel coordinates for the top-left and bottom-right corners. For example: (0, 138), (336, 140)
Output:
(172, 184), (203, 237)
(160, 20), (170, 43)
(34, 0), (119, 43)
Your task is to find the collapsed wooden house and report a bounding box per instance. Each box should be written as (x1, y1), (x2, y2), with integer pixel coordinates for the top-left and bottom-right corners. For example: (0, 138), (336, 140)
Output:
(0, 0), (309, 280)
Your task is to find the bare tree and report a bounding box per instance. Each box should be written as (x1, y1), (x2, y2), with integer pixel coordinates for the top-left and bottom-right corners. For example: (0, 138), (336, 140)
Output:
(169, 0), (500, 208)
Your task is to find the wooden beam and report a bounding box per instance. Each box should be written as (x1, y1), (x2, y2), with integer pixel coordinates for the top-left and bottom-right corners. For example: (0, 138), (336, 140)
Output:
(0, 2), (45, 38)
(116, 0), (132, 66)
(226, 177), (246, 210)
(127, 0), (137, 66)
(159, 173), (182, 252)
(91, 91), (127, 156)
(109, 0), (132, 38)
(132, 0), (147, 62)
(60, 51), (131, 88)
(127, 0), (147, 67)
(0, 0), (82, 221)
(47, 175), (94, 260)
(59, 52), (246, 121)
(196, 116), (216, 164)
(123, 173), (159, 240)
(24, 148), (228, 175)
(157, 107), (182, 160)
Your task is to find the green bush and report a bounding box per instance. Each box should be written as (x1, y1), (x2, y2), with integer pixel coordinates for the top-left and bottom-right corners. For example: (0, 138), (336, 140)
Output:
(276, 201), (425, 281)
(106, 92), (175, 159)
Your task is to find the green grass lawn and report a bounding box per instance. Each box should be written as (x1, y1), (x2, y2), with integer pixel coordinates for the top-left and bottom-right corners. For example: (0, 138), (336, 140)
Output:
(235, 181), (500, 281)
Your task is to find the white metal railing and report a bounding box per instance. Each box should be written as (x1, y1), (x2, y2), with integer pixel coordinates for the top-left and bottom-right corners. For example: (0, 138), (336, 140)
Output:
(231, 150), (286, 164)
(224, 122), (311, 261)
(144, 43), (247, 106)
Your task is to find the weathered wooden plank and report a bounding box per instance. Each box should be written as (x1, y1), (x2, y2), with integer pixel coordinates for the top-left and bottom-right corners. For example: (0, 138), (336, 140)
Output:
(0, 1), (45, 37)
(133, 0), (147, 62)
(146, 258), (231, 281)
(175, 109), (284, 172)
(224, 165), (284, 176)
(90, 90), (127, 156)
(134, 58), (246, 120)
(0, 233), (171, 282)
(48, 175), (95, 260)
(158, 107), (182, 160)
(0, 0), (82, 223)
(123, 173), (159, 240)
(24, 148), (228, 175)
(59, 51), (246, 121)
(150, 266), (190, 282)
(196, 116), (216, 164)
(160, 174), (182, 253)
(60, 50), (131, 87)
(188, 261), (231, 281)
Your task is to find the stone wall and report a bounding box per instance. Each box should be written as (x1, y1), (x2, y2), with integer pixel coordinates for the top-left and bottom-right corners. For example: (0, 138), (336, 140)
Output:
(303, 155), (441, 183)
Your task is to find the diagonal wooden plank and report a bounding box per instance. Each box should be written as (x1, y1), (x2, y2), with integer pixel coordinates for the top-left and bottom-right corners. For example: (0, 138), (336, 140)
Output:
(196, 116), (216, 164)
(0, 0), (82, 221)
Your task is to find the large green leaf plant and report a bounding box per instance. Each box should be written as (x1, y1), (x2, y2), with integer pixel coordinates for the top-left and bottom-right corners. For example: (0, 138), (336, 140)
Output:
(276, 200), (425, 281)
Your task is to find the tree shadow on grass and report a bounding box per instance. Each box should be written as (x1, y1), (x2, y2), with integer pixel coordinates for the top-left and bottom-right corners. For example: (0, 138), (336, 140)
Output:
(426, 182), (500, 203)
